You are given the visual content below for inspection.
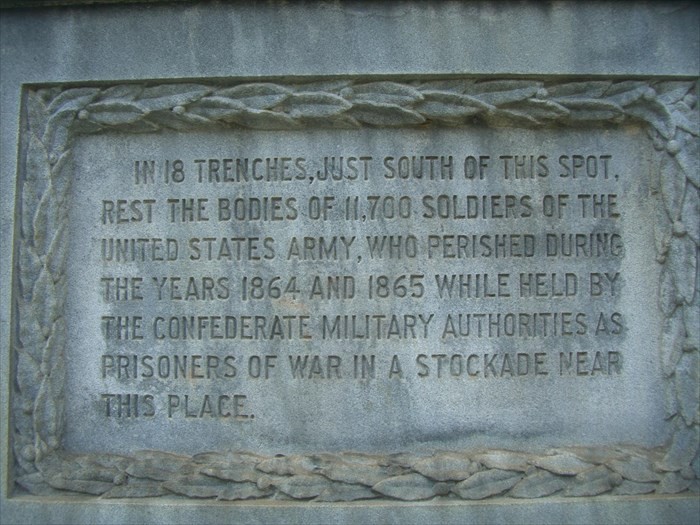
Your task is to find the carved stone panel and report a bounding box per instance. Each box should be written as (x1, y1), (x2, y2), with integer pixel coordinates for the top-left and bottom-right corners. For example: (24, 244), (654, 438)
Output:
(11, 78), (699, 501)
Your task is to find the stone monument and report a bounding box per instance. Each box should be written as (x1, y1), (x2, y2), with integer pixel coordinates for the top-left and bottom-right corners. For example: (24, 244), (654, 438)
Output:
(1, 2), (698, 524)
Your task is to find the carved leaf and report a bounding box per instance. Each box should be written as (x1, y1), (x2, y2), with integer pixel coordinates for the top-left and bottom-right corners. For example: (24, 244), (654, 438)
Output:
(200, 463), (261, 483)
(85, 100), (147, 125)
(562, 446), (627, 466)
(98, 84), (143, 101)
(464, 80), (540, 105)
(660, 420), (700, 471)
(49, 148), (71, 185)
(387, 452), (430, 469)
(17, 304), (42, 357)
(684, 291), (700, 349)
(16, 352), (41, 403)
(660, 312), (685, 377)
(676, 139), (700, 188)
(564, 466), (620, 497)
(473, 450), (532, 472)
(564, 466), (622, 497)
(69, 464), (120, 484)
(657, 472), (691, 494)
(607, 456), (663, 483)
(43, 111), (75, 152)
(44, 363), (65, 448)
(349, 102), (426, 126)
(193, 450), (264, 465)
(547, 81), (612, 99)
(675, 352), (700, 425)
(665, 379), (680, 418)
(126, 451), (194, 480)
(46, 87), (100, 115)
(625, 99), (676, 139)
(501, 99), (570, 120)
(670, 236), (698, 305)
(484, 108), (540, 128)
(452, 469), (522, 500)
(658, 267), (678, 317)
(412, 452), (478, 481)
(509, 470), (568, 498)
(314, 483), (378, 502)
(163, 474), (229, 498)
(144, 109), (213, 130)
(654, 81), (694, 106)
(256, 455), (316, 476)
(275, 474), (334, 499)
(343, 82), (424, 106)
(137, 83), (211, 111)
(78, 453), (131, 472)
(32, 269), (57, 336)
(555, 98), (624, 121)
(372, 473), (436, 501)
(414, 91), (492, 119)
(318, 459), (391, 486)
(16, 472), (61, 496)
(215, 83), (290, 110)
(102, 480), (167, 498)
(660, 154), (687, 221)
(603, 81), (650, 106)
(12, 403), (35, 447)
(533, 453), (594, 475)
(42, 322), (66, 380)
(27, 90), (49, 135)
(46, 475), (113, 495)
(673, 110), (699, 137)
(279, 92), (352, 118)
(230, 108), (301, 130)
(32, 381), (59, 454)
(46, 223), (68, 278)
(186, 96), (245, 121)
(216, 482), (272, 501)
(613, 480), (658, 495)
(69, 118), (104, 134)
(32, 189), (52, 256)
(681, 186), (699, 246)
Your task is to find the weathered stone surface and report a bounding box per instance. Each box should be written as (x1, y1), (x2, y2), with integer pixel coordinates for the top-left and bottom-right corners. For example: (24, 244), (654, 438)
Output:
(102, 480), (168, 499)
(317, 460), (393, 487)
(372, 474), (436, 501)
(564, 466), (621, 497)
(657, 472), (692, 494)
(473, 451), (533, 472)
(534, 453), (594, 476)
(509, 471), (569, 499)
(607, 456), (663, 483)
(314, 483), (379, 502)
(613, 480), (658, 496)
(452, 469), (523, 500)
(1, 2), (699, 525)
(274, 474), (335, 500)
(412, 452), (478, 481)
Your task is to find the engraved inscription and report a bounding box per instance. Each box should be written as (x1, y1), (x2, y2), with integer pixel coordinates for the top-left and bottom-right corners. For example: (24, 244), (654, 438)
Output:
(59, 126), (665, 455)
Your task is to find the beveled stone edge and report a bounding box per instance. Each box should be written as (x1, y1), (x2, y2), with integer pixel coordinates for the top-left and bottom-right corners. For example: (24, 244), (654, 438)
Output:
(10, 77), (699, 501)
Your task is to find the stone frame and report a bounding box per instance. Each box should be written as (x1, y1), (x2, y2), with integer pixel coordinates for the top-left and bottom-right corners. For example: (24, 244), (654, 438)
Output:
(10, 77), (699, 501)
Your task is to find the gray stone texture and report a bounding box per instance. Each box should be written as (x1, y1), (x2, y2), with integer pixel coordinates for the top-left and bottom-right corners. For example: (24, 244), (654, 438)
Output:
(1, 2), (699, 524)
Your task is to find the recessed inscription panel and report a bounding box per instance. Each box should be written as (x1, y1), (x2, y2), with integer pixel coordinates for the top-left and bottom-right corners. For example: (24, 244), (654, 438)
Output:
(63, 127), (664, 454)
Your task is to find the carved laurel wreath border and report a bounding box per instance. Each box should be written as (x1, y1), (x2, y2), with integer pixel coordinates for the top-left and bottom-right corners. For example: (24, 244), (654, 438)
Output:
(11, 77), (699, 501)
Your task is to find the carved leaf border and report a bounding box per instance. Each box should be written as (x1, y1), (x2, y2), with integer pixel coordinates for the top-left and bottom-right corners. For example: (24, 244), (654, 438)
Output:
(11, 78), (700, 501)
